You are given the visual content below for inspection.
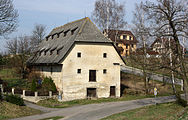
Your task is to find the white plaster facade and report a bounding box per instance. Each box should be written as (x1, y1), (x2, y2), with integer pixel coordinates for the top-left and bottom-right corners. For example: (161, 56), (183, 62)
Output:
(36, 43), (124, 101)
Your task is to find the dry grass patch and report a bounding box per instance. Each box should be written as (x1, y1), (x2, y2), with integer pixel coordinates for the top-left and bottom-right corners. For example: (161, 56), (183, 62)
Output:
(0, 101), (42, 120)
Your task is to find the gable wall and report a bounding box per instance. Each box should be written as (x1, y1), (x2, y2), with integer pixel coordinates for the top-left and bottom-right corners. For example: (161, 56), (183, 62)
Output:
(61, 43), (124, 101)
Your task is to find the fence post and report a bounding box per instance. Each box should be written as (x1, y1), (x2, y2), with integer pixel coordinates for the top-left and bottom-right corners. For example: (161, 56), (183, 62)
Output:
(0, 84), (3, 94)
(35, 92), (38, 98)
(23, 90), (25, 97)
(49, 91), (52, 98)
(181, 80), (184, 91)
(12, 88), (15, 95)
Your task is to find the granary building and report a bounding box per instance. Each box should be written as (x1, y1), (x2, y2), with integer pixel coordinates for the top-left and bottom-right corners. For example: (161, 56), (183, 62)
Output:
(27, 17), (125, 101)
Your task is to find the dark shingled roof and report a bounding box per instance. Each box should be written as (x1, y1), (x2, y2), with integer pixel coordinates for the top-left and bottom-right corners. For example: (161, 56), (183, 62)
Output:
(27, 17), (113, 65)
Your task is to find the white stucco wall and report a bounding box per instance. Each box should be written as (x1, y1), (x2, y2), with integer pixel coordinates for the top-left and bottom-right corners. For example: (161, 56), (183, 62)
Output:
(61, 43), (124, 101)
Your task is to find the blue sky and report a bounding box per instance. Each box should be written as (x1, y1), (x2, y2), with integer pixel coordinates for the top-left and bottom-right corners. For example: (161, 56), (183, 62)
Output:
(1, 0), (146, 52)
(5, 0), (185, 53)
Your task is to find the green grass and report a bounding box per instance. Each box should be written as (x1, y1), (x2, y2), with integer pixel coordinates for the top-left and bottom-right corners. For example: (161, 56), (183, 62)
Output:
(40, 116), (64, 120)
(0, 101), (42, 120)
(37, 95), (157, 108)
(101, 102), (188, 120)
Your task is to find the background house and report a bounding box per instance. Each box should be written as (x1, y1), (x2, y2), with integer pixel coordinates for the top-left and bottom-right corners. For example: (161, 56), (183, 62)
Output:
(103, 29), (138, 56)
(151, 37), (185, 55)
(27, 17), (125, 101)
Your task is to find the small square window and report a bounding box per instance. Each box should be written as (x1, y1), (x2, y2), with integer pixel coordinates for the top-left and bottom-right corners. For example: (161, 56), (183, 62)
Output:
(103, 69), (107, 74)
(77, 69), (81, 74)
(103, 53), (107, 58)
(77, 52), (81, 58)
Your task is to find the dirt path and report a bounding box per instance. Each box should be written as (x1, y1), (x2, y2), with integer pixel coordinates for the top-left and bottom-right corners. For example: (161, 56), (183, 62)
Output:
(10, 95), (176, 120)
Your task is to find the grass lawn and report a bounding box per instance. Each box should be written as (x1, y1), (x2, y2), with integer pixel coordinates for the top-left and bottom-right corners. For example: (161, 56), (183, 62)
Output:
(40, 116), (64, 120)
(0, 101), (42, 120)
(101, 102), (188, 120)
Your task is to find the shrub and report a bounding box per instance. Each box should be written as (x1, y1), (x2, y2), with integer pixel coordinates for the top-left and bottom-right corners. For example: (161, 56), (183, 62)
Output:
(0, 92), (2, 101)
(31, 79), (37, 92)
(176, 94), (187, 107)
(5, 94), (25, 106)
(42, 77), (57, 92)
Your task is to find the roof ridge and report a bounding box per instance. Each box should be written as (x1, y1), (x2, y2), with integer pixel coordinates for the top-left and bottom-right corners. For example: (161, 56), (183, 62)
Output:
(52, 17), (89, 31)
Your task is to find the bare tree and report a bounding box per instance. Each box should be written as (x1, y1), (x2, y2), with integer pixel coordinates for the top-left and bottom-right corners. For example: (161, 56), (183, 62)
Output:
(30, 24), (46, 52)
(0, 0), (18, 36)
(6, 35), (31, 78)
(141, 0), (188, 102)
(131, 3), (151, 94)
(91, 0), (126, 31)
(6, 37), (18, 54)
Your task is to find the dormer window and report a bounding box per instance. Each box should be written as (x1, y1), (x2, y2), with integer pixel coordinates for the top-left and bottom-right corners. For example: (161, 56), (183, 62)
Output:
(57, 46), (64, 55)
(57, 33), (60, 38)
(46, 36), (50, 41)
(51, 35), (54, 39)
(64, 30), (70, 37)
(71, 27), (78, 35)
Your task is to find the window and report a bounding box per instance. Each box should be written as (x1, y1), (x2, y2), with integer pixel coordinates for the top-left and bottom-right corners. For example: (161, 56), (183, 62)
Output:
(50, 66), (53, 74)
(129, 36), (132, 40)
(103, 69), (107, 74)
(123, 35), (127, 39)
(131, 44), (134, 48)
(77, 69), (81, 74)
(77, 52), (81, 58)
(126, 44), (128, 49)
(103, 53), (107, 58)
(89, 70), (96, 82)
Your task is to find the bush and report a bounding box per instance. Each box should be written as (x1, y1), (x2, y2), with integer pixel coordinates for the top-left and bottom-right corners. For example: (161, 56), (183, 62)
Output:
(0, 92), (2, 101)
(176, 94), (187, 107)
(31, 79), (37, 92)
(42, 77), (57, 92)
(5, 94), (25, 106)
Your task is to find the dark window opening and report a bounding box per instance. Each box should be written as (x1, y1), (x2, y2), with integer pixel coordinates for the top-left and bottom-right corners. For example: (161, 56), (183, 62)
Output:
(110, 86), (116, 97)
(77, 69), (81, 74)
(77, 52), (81, 58)
(103, 69), (107, 74)
(87, 88), (96, 98)
(130, 36), (132, 40)
(131, 44), (134, 48)
(89, 70), (96, 82)
(126, 44), (128, 49)
(50, 67), (53, 74)
(123, 35), (127, 39)
(103, 53), (107, 58)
